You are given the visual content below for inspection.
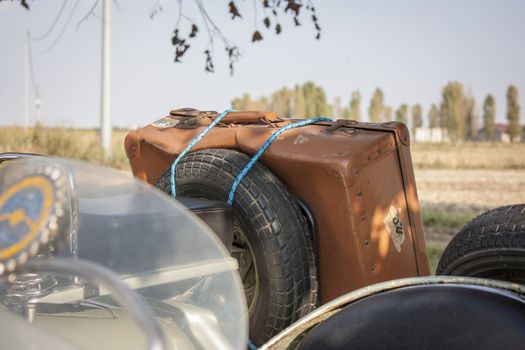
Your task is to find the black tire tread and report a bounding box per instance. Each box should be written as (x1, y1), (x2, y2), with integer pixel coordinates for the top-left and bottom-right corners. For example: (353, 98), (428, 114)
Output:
(155, 148), (316, 343)
(437, 204), (525, 275)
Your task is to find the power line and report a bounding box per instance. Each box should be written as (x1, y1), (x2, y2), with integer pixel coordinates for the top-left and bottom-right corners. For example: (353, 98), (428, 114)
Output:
(76, 0), (100, 31)
(39, 0), (80, 55)
(32, 0), (68, 42)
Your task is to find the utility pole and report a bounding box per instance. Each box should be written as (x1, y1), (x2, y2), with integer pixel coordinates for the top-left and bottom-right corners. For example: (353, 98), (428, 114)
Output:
(100, 0), (112, 157)
(35, 84), (41, 124)
(24, 31), (29, 130)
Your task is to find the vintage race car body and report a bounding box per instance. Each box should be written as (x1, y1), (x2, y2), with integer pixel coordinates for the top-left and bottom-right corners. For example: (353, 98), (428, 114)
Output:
(125, 109), (430, 302)
(1, 154), (524, 350)
(0, 155), (248, 350)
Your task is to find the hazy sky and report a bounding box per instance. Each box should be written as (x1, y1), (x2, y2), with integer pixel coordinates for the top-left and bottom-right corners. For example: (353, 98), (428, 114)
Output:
(1, 0), (524, 128)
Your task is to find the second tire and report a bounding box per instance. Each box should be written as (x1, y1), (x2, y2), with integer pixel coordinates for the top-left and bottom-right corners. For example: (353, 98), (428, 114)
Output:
(437, 204), (525, 283)
(155, 148), (317, 345)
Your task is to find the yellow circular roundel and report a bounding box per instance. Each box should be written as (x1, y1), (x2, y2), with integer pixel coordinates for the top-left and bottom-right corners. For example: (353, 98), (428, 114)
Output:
(0, 175), (59, 270)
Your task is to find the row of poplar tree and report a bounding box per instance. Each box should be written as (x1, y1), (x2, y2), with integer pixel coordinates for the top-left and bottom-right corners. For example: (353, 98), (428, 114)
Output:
(231, 81), (522, 142)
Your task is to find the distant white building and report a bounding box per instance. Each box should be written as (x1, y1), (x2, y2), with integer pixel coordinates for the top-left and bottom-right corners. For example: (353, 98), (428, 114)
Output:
(477, 123), (525, 142)
(414, 128), (449, 143)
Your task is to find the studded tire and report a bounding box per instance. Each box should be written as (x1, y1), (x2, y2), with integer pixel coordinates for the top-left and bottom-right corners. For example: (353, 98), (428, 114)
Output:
(155, 148), (317, 345)
(437, 204), (525, 283)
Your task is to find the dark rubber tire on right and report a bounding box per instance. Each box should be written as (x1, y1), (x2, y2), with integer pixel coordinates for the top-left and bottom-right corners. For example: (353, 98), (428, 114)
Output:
(437, 204), (525, 283)
(154, 148), (318, 345)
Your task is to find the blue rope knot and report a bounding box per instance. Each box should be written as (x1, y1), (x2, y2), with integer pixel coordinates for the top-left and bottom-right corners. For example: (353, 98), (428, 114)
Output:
(169, 108), (332, 208)
(170, 108), (233, 196)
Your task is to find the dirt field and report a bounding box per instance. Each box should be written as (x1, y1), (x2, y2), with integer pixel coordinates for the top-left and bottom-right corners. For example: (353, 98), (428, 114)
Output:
(416, 169), (525, 213)
(415, 168), (525, 271)
(409, 143), (525, 272)
(412, 142), (525, 170)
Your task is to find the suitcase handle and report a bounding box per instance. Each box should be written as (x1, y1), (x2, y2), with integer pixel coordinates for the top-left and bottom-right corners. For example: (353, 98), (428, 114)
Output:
(169, 109), (277, 128)
(214, 111), (277, 123)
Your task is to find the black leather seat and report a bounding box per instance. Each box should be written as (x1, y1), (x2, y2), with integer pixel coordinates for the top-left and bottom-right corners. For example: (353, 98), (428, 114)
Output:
(299, 284), (525, 350)
(176, 197), (233, 251)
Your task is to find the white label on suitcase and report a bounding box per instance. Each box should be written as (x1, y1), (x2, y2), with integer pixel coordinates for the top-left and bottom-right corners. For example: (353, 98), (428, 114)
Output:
(384, 205), (406, 252)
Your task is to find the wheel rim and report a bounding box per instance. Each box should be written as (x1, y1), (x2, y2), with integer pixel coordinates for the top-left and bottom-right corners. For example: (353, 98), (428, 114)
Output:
(231, 219), (259, 313)
(172, 184), (261, 314)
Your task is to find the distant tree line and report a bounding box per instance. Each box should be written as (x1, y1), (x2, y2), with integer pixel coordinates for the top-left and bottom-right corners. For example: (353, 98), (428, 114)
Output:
(231, 81), (523, 142)
(232, 82), (333, 118)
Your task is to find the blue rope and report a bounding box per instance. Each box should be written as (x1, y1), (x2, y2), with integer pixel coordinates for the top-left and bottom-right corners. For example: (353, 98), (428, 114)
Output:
(168, 114), (331, 350)
(227, 117), (332, 206)
(170, 108), (233, 196)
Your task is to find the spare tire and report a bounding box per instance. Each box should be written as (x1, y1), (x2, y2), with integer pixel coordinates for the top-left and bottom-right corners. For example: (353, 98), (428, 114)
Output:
(437, 204), (525, 283)
(155, 148), (317, 345)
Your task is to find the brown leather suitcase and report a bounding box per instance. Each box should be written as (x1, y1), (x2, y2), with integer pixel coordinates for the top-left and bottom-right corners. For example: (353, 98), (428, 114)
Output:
(125, 108), (430, 303)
